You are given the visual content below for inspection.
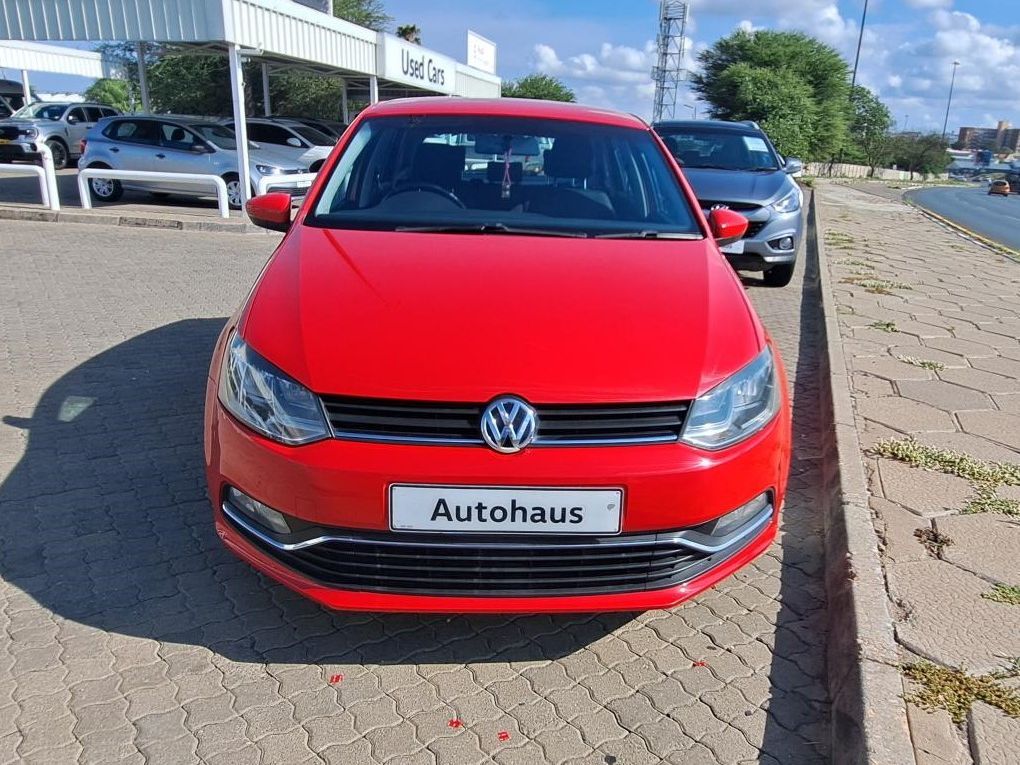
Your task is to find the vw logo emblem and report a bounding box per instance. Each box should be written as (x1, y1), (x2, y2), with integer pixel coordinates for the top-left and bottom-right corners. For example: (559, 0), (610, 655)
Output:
(481, 396), (538, 453)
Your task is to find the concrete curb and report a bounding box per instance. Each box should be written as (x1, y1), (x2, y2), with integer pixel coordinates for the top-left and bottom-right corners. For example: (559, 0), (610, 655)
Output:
(0, 205), (273, 234)
(810, 192), (917, 765)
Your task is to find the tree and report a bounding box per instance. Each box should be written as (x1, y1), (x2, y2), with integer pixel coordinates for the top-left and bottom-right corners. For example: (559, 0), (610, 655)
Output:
(844, 85), (893, 172)
(502, 74), (575, 102)
(333, 0), (390, 30)
(888, 133), (951, 177)
(396, 24), (421, 44)
(84, 78), (134, 112)
(692, 30), (850, 161)
(713, 63), (815, 159)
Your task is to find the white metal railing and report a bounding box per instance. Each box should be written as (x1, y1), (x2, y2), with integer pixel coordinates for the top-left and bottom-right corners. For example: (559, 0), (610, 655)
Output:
(0, 141), (60, 211)
(255, 172), (318, 197)
(77, 169), (231, 218)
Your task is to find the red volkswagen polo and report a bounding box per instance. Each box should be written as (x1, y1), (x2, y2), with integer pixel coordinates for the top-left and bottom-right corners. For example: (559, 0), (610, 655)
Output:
(204, 98), (791, 613)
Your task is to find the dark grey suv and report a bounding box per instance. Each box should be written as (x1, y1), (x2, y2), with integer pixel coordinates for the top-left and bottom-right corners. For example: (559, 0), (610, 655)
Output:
(654, 120), (804, 287)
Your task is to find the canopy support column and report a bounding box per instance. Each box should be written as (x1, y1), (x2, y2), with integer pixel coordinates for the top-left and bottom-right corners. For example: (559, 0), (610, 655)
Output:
(136, 42), (150, 112)
(340, 79), (349, 124)
(261, 63), (271, 116)
(228, 43), (252, 208)
(369, 75), (379, 105)
(20, 69), (30, 104)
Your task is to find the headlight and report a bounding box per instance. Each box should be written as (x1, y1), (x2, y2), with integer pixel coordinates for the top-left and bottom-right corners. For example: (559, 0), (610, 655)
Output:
(217, 333), (329, 445)
(771, 188), (801, 214)
(22, 127), (38, 138)
(254, 164), (282, 175)
(682, 347), (780, 450)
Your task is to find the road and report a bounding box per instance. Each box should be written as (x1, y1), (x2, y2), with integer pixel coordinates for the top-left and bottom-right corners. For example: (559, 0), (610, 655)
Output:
(906, 184), (1020, 251)
(0, 219), (829, 764)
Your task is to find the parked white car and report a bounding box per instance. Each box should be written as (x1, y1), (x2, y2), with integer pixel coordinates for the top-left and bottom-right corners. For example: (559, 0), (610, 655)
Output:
(229, 117), (334, 171)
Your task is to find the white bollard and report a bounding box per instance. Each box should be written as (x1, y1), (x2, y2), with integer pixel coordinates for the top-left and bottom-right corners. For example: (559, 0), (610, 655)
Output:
(35, 142), (61, 212)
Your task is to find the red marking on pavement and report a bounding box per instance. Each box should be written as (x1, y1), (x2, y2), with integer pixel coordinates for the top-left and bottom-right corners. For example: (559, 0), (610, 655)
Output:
(497, 731), (510, 742)
(692, 660), (708, 668)
(447, 719), (463, 729)
(329, 673), (344, 684)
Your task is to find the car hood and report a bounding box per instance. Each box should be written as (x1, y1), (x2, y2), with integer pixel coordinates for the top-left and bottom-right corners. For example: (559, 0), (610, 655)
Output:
(239, 226), (764, 402)
(246, 144), (308, 171)
(0, 119), (51, 129)
(681, 168), (791, 207)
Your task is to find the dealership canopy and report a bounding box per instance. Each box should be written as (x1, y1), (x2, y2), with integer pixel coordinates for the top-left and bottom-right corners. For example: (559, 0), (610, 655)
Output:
(0, 0), (501, 205)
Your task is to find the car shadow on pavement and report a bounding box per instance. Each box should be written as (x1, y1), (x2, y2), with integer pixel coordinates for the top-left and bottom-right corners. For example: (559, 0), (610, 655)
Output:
(0, 318), (631, 667)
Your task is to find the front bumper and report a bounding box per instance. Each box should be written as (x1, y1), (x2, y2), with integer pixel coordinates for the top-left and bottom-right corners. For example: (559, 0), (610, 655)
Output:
(205, 366), (791, 613)
(714, 207), (805, 270)
(0, 140), (40, 161)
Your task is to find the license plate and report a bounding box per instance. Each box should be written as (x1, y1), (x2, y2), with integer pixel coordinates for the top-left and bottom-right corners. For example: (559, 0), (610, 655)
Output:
(390, 485), (623, 534)
(720, 239), (745, 254)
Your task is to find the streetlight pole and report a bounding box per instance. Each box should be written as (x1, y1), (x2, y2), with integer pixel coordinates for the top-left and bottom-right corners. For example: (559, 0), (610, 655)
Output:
(684, 103), (697, 119)
(850, 0), (869, 90)
(941, 60), (960, 141)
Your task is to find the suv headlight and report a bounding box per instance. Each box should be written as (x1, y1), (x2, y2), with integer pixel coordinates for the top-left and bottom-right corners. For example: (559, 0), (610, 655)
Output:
(771, 188), (802, 214)
(21, 127), (38, 138)
(217, 333), (329, 445)
(255, 164), (282, 175)
(681, 347), (780, 450)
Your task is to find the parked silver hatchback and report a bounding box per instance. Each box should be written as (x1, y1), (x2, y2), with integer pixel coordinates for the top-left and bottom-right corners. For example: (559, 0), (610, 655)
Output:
(79, 115), (311, 208)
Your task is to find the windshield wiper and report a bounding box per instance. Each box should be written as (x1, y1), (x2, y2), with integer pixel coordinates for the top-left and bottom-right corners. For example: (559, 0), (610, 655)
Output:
(394, 223), (587, 238)
(593, 230), (703, 240)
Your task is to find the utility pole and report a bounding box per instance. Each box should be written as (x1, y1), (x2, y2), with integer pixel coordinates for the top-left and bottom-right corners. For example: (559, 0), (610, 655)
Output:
(849, 0), (869, 91)
(941, 60), (960, 141)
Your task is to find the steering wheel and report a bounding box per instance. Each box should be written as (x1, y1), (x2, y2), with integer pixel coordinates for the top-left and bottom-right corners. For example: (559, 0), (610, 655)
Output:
(385, 182), (465, 208)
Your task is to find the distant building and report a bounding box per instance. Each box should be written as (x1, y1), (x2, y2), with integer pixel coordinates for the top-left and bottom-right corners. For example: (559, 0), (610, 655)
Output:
(957, 120), (1020, 152)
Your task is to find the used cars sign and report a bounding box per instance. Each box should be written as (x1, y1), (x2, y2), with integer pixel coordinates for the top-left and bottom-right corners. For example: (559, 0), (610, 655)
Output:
(377, 35), (457, 95)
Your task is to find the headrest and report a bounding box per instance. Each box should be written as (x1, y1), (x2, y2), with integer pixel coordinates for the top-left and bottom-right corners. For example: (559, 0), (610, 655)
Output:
(170, 127), (187, 142)
(543, 137), (593, 179)
(413, 143), (466, 188)
(486, 161), (523, 183)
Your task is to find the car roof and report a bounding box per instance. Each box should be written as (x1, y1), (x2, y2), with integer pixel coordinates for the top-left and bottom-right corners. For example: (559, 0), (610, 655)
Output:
(364, 97), (648, 130)
(653, 119), (762, 133)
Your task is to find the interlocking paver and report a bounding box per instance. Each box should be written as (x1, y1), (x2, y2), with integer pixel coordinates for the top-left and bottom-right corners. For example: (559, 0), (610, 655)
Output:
(0, 219), (829, 763)
(820, 183), (1020, 765)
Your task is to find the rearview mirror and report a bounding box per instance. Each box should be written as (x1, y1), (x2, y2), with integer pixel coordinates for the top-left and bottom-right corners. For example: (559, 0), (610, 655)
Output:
(784, 157), (804, 175)
(246, 192), (293, 232)
(286, 136), (303, 148)
(709, 208), (749, 246)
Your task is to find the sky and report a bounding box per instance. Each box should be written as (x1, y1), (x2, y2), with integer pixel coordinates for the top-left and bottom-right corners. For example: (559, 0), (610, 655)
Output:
(5, 0), (1018, 135)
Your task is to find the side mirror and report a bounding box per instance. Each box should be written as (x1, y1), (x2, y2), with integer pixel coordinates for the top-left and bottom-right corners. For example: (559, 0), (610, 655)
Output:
(784, 157), (804, 175)
(66, 114), (79, 124)
(286, 136), (303, 148)
(709, 208), (749, 246)
(246, 192), (293, 232)
(191, 143), (213, 154)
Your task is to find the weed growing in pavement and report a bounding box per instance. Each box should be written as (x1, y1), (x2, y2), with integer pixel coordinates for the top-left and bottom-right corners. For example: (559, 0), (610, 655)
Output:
(981, 584), (1020, 606)
(896, 356), (946, 372)
(825, 231), (857, 250)
(834, 257), (875, 270)
(903, 659), (1020, 723)
(841, 277), (913, 294)
(914, 527), (953, 557)
(869, 321), (898, 333)
(870, 438), (1020, 516)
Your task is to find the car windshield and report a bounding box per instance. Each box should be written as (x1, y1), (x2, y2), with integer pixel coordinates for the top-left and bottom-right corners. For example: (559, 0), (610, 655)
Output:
(190, 124), (236, 150)
(292, 125), (334, 145)
(309, 115), (700, 237)
(12, 103), (68, 120)
(657, 127), (781, 171)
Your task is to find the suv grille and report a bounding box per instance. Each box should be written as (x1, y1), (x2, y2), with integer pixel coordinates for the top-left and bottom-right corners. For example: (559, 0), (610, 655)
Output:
(319, 396), (690, 446)
(226, 512), (731, 596)
(743, 221), (768, 239)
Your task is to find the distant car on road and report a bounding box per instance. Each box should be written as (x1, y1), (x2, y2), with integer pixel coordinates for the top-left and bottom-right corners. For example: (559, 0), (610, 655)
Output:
(988, 179), (1010, 197)
(0, 101), (120, 169)
(79, 115), (309, 208)
(653, 119), (804, 287)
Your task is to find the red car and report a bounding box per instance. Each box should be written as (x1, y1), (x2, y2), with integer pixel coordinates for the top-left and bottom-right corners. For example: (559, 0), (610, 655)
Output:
(205, 98), (791, 613)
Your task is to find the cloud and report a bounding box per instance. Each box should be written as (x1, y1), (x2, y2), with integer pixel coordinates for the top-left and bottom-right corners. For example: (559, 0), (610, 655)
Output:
(904, 0), (952, 8)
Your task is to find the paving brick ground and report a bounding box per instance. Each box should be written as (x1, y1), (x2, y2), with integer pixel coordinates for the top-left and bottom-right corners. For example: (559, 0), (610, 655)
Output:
(818, 182), (1020, 765)
(0, 218), (829, 764)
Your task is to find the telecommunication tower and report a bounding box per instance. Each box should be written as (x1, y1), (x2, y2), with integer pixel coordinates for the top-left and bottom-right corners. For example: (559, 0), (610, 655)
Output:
(651, 1), (689, 123)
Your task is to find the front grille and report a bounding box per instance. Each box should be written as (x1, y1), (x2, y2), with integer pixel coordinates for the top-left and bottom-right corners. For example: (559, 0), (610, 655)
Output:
(743, 221), (768, 239)
(319, 396), (690, 446)
(700, 200), (762, 212)
(225, 510), (731, 596)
